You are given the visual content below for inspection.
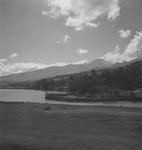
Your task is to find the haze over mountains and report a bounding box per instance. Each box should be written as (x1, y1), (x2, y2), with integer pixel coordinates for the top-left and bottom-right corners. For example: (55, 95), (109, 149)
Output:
(0, 58), (137, 83)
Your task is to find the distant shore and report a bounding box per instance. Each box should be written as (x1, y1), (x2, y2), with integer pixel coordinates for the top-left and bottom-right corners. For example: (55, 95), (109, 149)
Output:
(1, 99), (142, 108)
(0, 89), (142, 108)
(47, 94), (142, 102)
(45, 93), (142, 105)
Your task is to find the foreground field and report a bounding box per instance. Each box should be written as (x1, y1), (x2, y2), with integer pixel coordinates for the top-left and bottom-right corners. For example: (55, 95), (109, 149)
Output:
(0, 102), (142, 150)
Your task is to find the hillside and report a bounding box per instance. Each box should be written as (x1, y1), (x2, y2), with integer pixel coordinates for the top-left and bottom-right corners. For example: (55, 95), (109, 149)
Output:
(1, 59), (142, 95)
(0, 59), (113, 83)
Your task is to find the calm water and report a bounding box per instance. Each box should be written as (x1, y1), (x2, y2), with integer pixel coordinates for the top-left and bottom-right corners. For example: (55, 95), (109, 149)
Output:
(0, 89), (45, 103)
(0, 89), (142, 108)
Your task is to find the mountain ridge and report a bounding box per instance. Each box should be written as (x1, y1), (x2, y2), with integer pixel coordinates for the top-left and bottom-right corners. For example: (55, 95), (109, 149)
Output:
(0, 59), (113, 82)
(0, 58), (139, 83)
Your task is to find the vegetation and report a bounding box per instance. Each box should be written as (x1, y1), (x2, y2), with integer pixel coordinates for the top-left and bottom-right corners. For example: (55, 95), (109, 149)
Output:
(1, 60), (142, 97)
(0, 102), (142, 150)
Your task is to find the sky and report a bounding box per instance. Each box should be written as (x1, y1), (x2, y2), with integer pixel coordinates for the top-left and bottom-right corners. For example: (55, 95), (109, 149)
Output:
(0, 0), (142, 76)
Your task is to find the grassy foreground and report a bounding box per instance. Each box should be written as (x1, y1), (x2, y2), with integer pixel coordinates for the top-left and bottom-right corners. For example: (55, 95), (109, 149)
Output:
(0, 102), (142, 150)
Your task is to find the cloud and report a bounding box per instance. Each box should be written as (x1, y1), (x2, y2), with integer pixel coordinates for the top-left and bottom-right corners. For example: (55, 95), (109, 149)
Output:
(77, 49), (88, 54)
(10, 53), (18, 59)
(42, 10), (49, 16)
(0, 62), (48, 76)
(73, 59), (89, 64)
(47, 62), (68, 67)
(0, 59), (7, 62)
(46, 0), (120, 30)
(100, 45), (132, 64)
(124, 31), (142, 57)
(0, 59), (88, 76)
(45, 60), (88, 67)
(0, 59), (7, 65)
(63, 35), (70, 43)
(119, 30), (131, 39)
(0, 61), (72, 76)
(101, 31), (142, 63)
(57, 35), (70, 43)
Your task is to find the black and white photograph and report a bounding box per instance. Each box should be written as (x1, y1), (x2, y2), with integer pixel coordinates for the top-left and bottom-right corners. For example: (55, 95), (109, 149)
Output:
(0, 0), (142, 149)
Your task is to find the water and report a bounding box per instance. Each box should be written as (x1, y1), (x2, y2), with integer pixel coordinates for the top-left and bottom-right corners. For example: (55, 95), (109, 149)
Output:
(0, 89), (142, 108)
(0, 89), (45, 103)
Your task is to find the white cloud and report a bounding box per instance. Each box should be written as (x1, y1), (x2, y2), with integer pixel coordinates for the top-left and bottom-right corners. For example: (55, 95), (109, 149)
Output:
(100, 45), (132, 64)
(101, 31), (142, 63)
(10, 53), (18, 59)
(42, 10), (49, 16)
(57, 35), (70, 43)
(0, 59), (89, 76)
(63, 35), (70, 43)
(73, 59), (89, 65)
(46, 0), (120, 30)
(47, 62), (68, 67)
(0, 59), (7, 62)
(0, 62), (48, 76)
(45, 60), (88, 67)
(77, 49), (88, 54)
(124, 31), (142, 57)
(0, 59), (7, 65)
(107, 0), (120, 20)
(114, 45), (120, 53)
(119, 30), (131, 39)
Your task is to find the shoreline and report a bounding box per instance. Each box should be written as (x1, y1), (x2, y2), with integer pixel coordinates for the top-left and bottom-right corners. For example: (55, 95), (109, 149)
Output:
(46, 94), (142, 102)
(1, 99), (142, 108)
(0, 89), (142, 108)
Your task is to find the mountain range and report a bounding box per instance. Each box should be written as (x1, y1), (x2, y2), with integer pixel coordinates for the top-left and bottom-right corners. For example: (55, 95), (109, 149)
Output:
(0, 58), (140, 84)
